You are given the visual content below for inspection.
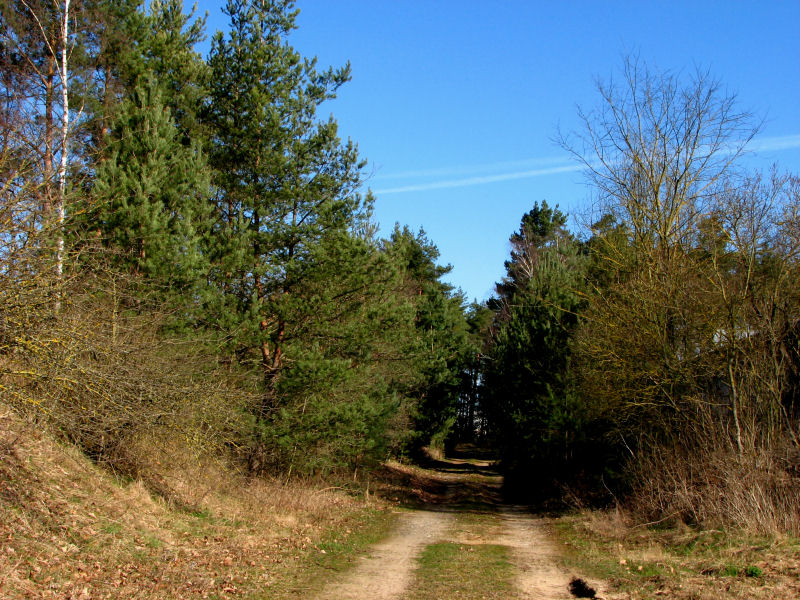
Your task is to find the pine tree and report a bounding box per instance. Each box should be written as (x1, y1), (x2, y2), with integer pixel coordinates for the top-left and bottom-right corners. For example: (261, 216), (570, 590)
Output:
(482, 202), (590, 495)
(251, 230), (417, 475)
(117, 0), (208, 143)
(203, 0), (367, 387)
(384, 225), (472, 456)
(453, 302), (493, 444)
(93, 76), (210, 294)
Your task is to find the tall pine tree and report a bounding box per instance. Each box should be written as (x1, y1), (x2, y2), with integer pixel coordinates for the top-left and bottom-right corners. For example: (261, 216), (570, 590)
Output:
(483, 202), (590, 496)
(203, 0), (367, 389)
(384, 225), (472, 456)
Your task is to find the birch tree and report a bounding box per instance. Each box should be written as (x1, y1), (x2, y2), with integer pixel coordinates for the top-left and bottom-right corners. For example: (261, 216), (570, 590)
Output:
(0, 0), (84, 307)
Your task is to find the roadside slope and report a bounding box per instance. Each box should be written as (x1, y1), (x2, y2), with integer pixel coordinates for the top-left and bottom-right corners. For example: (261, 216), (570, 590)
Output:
(0, 403), (392, 599)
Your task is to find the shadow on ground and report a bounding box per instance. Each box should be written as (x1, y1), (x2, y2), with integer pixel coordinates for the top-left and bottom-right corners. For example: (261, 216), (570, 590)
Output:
(373, 445), (507, 512)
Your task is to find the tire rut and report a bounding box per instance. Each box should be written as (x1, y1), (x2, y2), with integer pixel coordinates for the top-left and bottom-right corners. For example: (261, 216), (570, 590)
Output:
(311, 508), (453, 600)
(313, 455), (605, 599)
(497, 505), (577, 599)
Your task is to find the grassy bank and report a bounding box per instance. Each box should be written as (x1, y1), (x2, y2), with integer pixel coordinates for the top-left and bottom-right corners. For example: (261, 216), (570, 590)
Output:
(0, 403), (396, 599)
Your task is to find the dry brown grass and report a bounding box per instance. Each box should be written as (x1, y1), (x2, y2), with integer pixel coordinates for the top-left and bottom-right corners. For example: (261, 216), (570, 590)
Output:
(568, 445), (800, 599)
(0, 403), (393, 599)
(554, 508), (800, 600)
(629, 443), (800, 536)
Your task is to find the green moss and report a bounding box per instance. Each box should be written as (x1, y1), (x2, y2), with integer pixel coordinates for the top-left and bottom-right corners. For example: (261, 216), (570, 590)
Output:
(744, 565), (763, 578)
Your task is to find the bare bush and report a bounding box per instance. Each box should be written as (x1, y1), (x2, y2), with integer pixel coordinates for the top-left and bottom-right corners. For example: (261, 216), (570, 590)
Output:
(1, 254), (256, 484)
(630, 441), (800, 535)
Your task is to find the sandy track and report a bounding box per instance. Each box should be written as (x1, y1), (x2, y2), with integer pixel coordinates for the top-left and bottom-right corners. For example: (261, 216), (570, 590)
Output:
(312, 508), (453, 600)
(313, 457), (605, 599)
(498, 506), (577, 599)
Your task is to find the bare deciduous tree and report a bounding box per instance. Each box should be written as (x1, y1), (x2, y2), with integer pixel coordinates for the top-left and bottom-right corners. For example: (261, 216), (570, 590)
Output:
(566, 58), (800, 530)
(560, 56), (759, 254)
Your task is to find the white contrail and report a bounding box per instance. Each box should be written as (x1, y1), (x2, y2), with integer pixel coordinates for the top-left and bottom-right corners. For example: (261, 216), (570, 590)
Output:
(374, 164), (581, 195)
(372, 133), (800, 196)
(372, 155), (573, 181)
(750, 134), (800, 153)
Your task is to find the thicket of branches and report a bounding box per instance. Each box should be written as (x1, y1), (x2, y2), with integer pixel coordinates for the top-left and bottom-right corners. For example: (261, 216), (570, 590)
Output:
(483, 58), (800, 533)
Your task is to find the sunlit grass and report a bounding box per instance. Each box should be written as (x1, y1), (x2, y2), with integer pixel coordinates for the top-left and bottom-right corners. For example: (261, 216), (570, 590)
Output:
(553, 509), (800, 600)
(406, 542), (519, 599)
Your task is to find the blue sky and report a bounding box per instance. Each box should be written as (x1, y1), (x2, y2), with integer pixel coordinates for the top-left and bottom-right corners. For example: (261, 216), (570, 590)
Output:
(192, 0), (800, 302)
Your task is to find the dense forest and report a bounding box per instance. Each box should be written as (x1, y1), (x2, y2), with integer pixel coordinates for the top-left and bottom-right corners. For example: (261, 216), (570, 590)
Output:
(2, 0), (798, 536)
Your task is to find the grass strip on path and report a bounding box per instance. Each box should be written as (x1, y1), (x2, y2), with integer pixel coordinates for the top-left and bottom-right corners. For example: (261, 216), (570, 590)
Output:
(405, 541), (519, 600)
(403, 510), (521, 600)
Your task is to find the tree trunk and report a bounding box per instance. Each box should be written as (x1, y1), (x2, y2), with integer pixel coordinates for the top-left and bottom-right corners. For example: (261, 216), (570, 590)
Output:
(55, 0), (69, 312)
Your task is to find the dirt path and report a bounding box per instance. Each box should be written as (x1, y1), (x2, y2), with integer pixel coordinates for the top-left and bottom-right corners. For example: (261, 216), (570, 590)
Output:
(313, 455), (600, 600)
(312, 509), (453, 600)
(497, 505), (577, 599)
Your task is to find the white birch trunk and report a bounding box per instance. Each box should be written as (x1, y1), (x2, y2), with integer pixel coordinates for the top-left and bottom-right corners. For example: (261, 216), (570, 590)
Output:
(55, 0), (70, 311)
